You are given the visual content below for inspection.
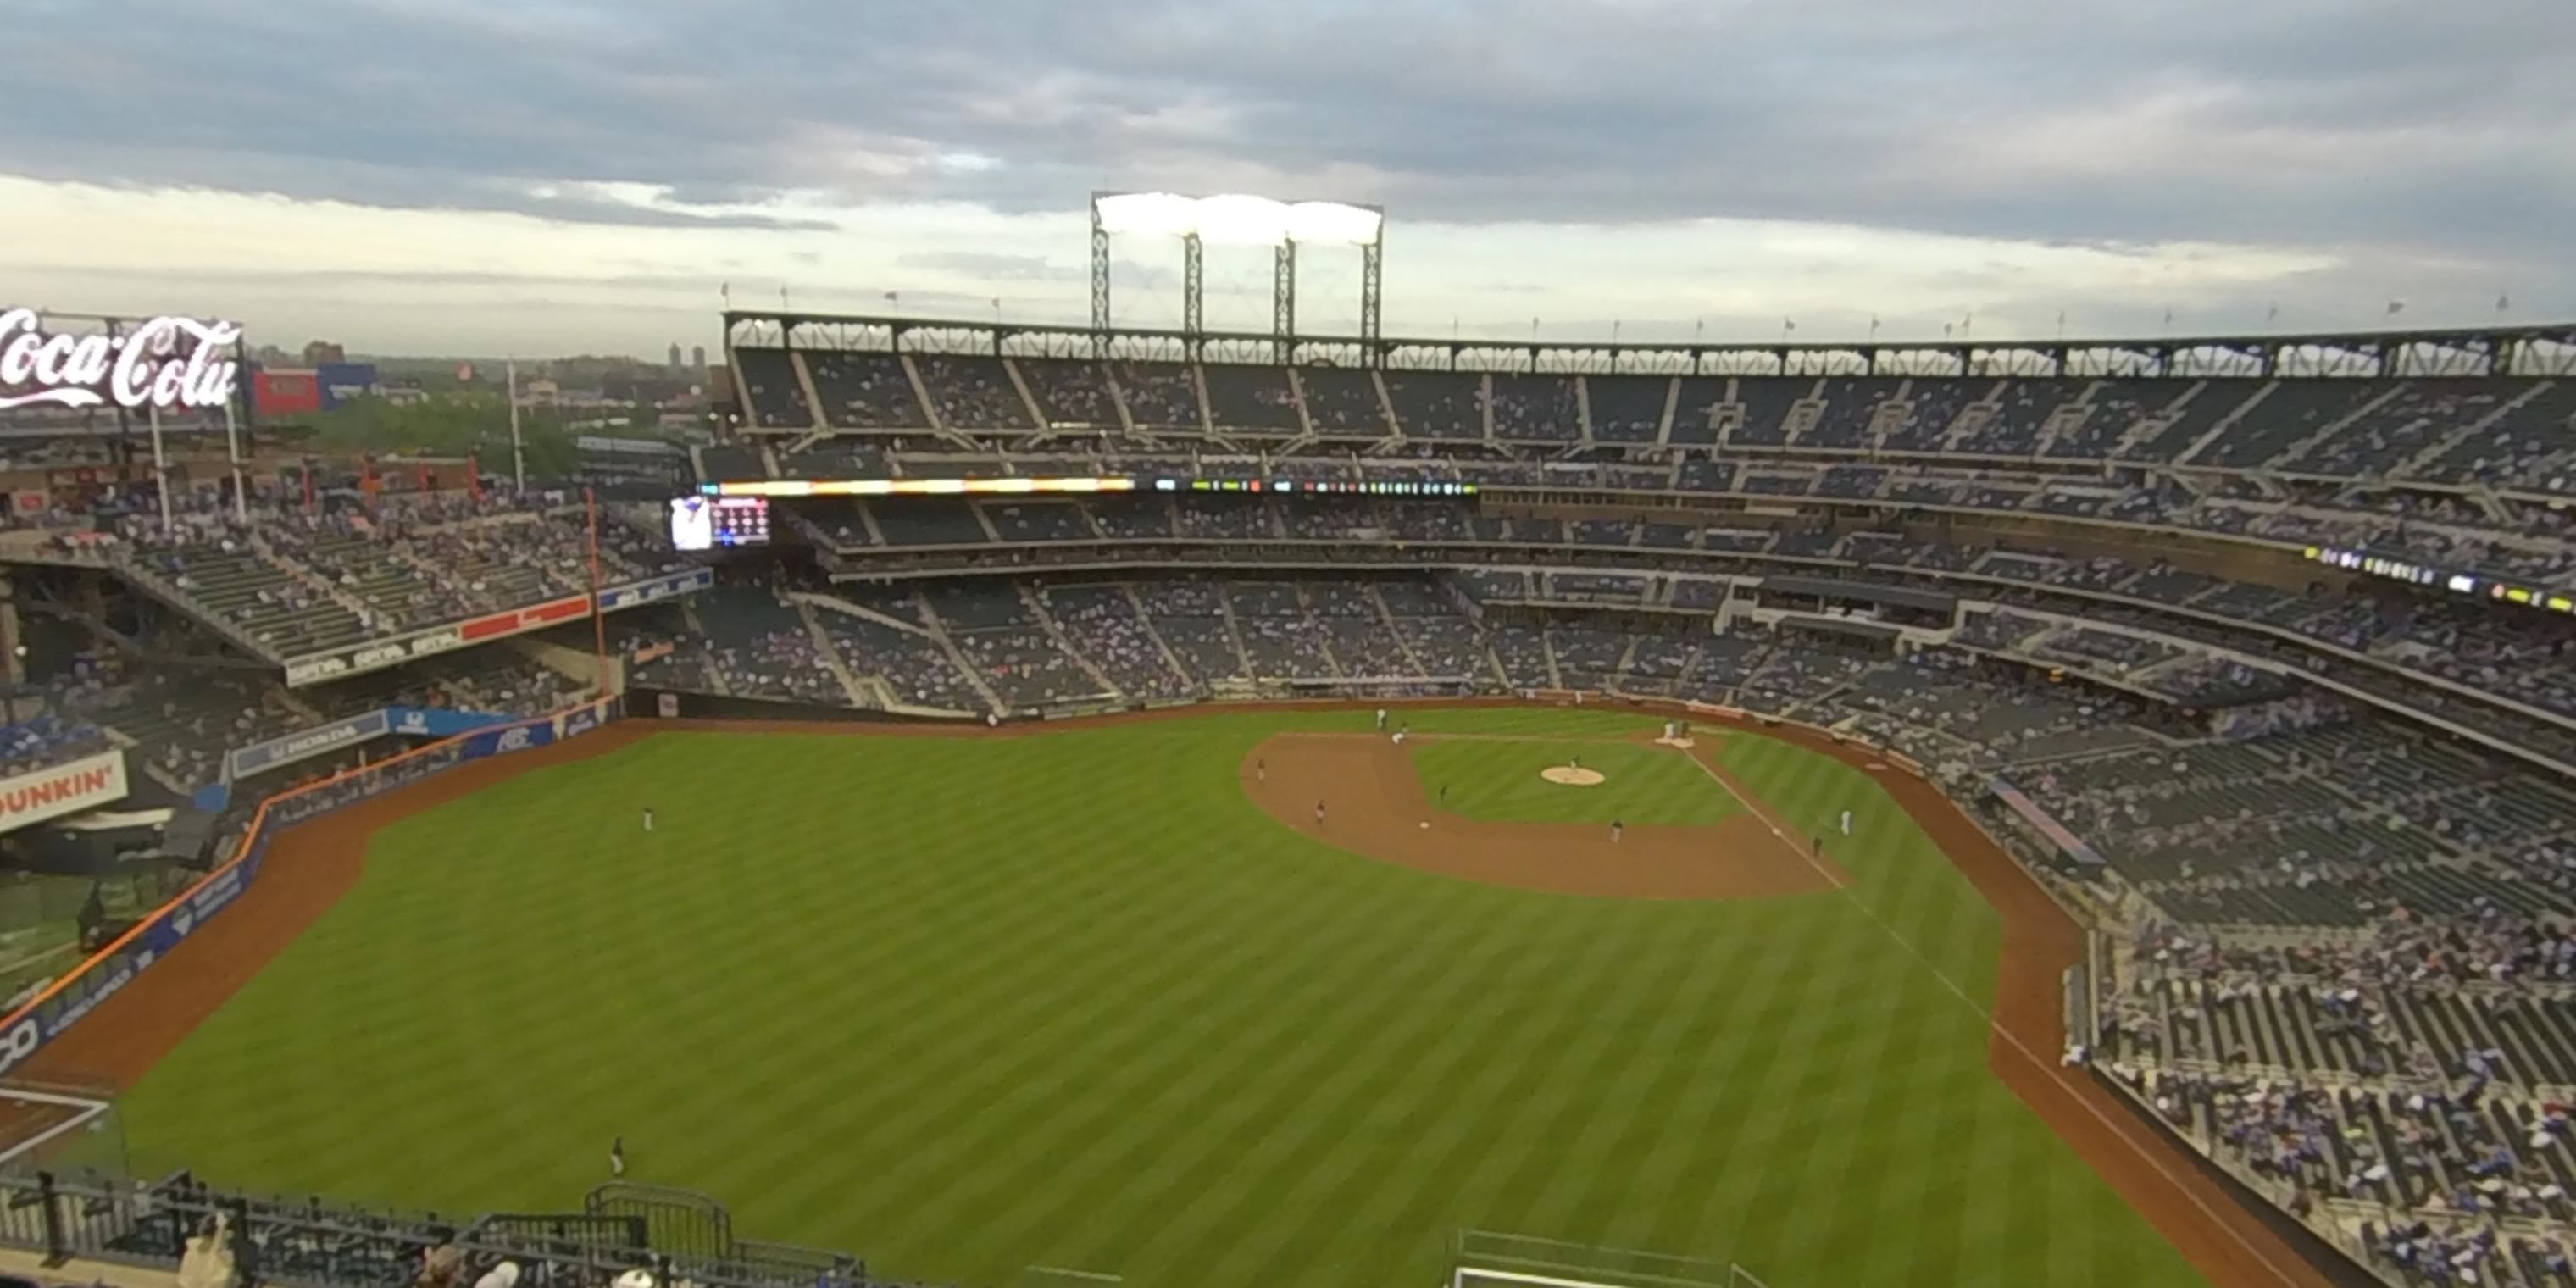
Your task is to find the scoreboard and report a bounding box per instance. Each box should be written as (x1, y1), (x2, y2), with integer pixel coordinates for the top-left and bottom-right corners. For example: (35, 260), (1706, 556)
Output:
(668, 496), (770, 552)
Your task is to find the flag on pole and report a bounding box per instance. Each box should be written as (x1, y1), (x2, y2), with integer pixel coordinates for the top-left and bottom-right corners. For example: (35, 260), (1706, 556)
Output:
(2162, 308), (2174, 328)
(2386, 300), (2405, 315)
(719, 281), (730, 306)
(2497, 294), (2511, 314)
(2267, 303), (2279, 324)
(1942, 323), (1953, 339)
(1783, 318), (1796, 331)
(884, 291), (899, 303)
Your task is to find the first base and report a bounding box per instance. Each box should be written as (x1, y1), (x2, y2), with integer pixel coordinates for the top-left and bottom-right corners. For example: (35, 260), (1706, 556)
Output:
(1418, 821), (1430, 829)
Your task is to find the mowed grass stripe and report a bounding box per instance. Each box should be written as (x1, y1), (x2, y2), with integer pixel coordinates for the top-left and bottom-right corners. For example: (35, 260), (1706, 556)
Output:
(119, 712), (2209, 1288)
(1252, 891), (1683, 1285)
(1053, 880), (1562, 1282)
(913, 849), (1501, 1279)
(1229, 905), (1688, 1285)
(1158, 880), (1631, 1281)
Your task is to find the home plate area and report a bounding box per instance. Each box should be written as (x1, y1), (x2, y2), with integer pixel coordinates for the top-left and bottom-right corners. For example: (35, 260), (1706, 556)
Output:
(1238, 730), (1844, 901)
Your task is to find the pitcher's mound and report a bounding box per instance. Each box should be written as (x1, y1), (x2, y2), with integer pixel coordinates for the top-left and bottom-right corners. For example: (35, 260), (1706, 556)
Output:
(1541, 766), (1607, 786)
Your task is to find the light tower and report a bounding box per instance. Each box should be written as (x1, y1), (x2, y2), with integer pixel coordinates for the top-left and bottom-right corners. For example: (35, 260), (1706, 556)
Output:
(1089, 192), (1385, 362)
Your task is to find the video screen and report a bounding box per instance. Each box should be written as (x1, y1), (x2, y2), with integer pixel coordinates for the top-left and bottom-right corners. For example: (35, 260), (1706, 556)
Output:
(669, 496), (770, 551)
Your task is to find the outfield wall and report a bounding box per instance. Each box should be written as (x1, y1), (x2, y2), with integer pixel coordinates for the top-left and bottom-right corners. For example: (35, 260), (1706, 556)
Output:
(0, 697), (619, 1082)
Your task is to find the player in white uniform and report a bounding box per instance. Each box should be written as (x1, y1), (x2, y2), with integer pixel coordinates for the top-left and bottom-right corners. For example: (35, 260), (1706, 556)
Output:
(667, 497), (713, 551)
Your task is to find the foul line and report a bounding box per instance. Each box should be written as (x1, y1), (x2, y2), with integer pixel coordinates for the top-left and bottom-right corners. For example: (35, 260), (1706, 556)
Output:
(1673, 747), (2316, 1288)
(1025, 1267), (1123, 1284)
(1674, 746), (1851, 891)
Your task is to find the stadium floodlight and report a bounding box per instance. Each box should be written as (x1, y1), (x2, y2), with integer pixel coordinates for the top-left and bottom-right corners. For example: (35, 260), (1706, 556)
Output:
(1089, 191), (1385, 361)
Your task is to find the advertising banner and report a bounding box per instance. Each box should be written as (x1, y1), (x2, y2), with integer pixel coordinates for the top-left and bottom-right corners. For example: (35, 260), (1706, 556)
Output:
(1988, 779), (2106, 867)
(0, 751), (129, 836)
(0, 310), (242, 414)
(281, 570), (712, 686)
(553, 698), (612, 741)
(458, 595), (589, 642)
(597, 568), (713, 611)
(253, 369), (322, 417)
(315, 362), (380, 411)
(385, 707), (514, 738)
(226, 709), (391, 781)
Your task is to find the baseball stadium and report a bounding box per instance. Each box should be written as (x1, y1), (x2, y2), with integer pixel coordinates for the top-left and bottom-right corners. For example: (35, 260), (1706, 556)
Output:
(0, 249), (2572, 1288)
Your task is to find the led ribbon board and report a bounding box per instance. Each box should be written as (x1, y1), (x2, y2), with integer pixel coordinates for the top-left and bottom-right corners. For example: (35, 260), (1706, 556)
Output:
(2306, 545), (2575, 613)
(701, 476), (1474, 498)
(703, 477), (1140, 498)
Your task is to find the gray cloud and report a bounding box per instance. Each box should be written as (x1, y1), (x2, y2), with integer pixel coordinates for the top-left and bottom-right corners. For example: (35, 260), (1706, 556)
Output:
(6, 0), (2571, 305)
(893, 252), (1082, 282)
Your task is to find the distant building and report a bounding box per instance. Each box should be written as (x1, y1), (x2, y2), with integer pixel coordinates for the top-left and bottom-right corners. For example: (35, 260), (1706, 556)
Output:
(691, 345), (707, 370)
(303, 340), (347, 364)
(667, 342), (683, 370)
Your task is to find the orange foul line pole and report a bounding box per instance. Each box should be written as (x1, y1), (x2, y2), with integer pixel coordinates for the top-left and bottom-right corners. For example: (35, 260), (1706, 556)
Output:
(586, 486), (610, 697)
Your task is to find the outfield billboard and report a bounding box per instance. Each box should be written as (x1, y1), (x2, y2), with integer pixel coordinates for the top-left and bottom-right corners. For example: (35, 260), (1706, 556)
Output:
(226, 709), (390, 780)
(315, 362), (379, 410)
(0, 751), (128, 836)
(253, 368), (321, 417)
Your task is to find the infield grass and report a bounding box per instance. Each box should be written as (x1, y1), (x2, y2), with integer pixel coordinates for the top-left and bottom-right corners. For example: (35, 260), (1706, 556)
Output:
(1407, 739), (1742, 827)
(117, 708), (2206, 1288)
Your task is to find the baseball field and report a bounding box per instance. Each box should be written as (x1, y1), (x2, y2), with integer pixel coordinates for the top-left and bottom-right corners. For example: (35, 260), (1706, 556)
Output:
(47, 705), (2291, 1288)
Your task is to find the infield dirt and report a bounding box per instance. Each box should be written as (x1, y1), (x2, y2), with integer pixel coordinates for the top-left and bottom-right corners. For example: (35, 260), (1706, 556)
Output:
(1237, 731), (1843, 900)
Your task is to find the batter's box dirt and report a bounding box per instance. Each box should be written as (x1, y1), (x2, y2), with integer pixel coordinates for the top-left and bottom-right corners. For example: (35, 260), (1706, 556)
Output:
(1240, 734), (1846, 900)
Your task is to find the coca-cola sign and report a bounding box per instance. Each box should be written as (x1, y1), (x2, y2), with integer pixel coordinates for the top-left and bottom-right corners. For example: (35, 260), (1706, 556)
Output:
(0, 308), (242, 413)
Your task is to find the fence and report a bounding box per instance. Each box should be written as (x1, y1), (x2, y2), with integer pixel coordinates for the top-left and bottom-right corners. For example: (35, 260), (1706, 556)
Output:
(0, 1169), (890, 1288)
(1452, 1230), (1774, 1288)
(0, 696), (619, 1086)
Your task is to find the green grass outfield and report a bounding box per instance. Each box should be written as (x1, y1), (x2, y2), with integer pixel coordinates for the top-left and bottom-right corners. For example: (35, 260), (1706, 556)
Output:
(119, 708), (2205, 1288)
(1406, 738), (1743, 826)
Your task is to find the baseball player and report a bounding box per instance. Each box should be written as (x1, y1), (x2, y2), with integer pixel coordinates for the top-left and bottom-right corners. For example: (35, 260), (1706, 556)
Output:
(641, 807), (654, 834)
(1612, 819), (1624, 844)
(1256, 758), (1267, 782)
(610, 1136), (625, 1177)
(1314, 800), (1326, 830)
(1375, 708), (1388, 730)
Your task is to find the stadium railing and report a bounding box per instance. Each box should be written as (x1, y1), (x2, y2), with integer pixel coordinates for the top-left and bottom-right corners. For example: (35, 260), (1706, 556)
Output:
(0, 696), (621, 1089)
(0, 1168), (897, 1288)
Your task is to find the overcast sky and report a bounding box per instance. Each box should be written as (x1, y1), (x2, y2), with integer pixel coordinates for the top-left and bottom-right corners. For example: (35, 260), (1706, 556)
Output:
(3, 0), (2568, 357)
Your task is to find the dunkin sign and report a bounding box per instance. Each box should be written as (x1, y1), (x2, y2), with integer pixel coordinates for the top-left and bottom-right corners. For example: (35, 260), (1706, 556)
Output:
(0, 751), (129, 834)
(0, 308), (242, 413)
